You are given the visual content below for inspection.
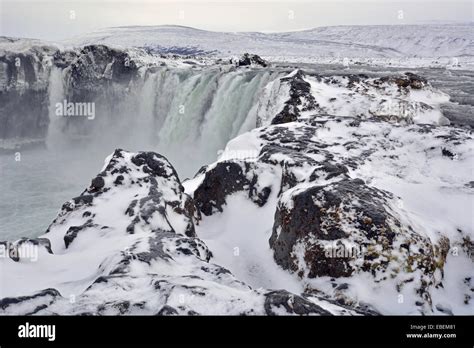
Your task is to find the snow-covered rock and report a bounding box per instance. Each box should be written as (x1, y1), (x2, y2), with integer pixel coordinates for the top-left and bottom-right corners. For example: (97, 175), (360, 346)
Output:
(1, 25), (472, 316)
(0, 39), (142, 141)
(256, 69), (451, 126)
(234, 53), (268, 68)
(0, 149), (368, 315)
(187, 115), (473, 315)
(0, 39), (223, 145)
(2, 87), (472, 315)
(0, 34), (460, 149)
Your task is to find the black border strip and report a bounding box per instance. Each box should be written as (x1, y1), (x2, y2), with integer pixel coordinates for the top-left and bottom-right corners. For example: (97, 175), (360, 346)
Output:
(0, 315), (472, 346)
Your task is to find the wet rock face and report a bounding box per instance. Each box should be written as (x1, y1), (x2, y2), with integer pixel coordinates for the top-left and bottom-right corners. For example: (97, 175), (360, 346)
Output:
(58, 45), (139, 103)
(0, 42), (140, 142)
(0, 45), (56, 139)
(193, 162), (247, 216)
(0, 53), (39, 87)
(0, 88), (50, 139)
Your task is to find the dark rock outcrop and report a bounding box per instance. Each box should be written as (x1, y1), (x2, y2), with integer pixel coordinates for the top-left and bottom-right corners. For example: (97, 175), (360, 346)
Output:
(264, 290), (332, 315)
(0, 41), (140, 143)
(60, 45), (139, 97)
(0, 42), (57, 139)
(190, 115), (467, 312)
(193, 161), (272, 216)
(271, 70), (317, 125)
(237, 53), (268, 67)
(4, 149), (357, 315)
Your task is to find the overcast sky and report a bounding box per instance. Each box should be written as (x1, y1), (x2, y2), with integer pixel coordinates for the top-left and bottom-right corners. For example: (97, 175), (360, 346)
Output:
(0, 0), (472, 40)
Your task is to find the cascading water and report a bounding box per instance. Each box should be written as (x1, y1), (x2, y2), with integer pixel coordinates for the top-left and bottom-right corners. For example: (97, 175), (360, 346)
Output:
(45, 65), (282, 177)
(46, 66), (66, 149)
(1, 56), (471, 240)
(0, 62), (283, 239)
(155, 68), (280, 175)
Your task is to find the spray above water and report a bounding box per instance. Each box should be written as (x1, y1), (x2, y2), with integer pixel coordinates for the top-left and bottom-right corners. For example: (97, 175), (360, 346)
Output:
(46, 65), (281, 177)
(3, 61), (281, 238)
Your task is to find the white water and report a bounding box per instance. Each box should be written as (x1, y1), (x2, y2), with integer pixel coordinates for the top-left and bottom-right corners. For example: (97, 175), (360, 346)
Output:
(45, 66), (281, 177)
(46, 67), (66, 149)
(2, 63), (472, 240)
(0, 66), (282, 240)
(155, 68), (280, 174)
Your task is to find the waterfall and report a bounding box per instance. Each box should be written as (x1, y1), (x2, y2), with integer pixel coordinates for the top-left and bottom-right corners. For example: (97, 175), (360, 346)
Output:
(154, 68), (281, 175)
(43, 65), (282, 177)
(46, 67), (66, 150)
(197, 69), (277, 158)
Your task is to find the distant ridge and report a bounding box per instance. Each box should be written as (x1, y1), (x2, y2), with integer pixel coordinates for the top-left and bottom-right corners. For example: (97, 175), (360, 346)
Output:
(60, 22), (474, 58)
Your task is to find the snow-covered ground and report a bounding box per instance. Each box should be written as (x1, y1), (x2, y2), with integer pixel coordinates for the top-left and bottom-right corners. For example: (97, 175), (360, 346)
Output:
(62, 23), (474, 68)
(0, 23), (473, 316)
(256, 70), (452, 126)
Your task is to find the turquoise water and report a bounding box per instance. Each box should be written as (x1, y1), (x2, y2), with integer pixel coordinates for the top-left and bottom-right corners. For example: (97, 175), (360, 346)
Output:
(0, 147), (103, 240)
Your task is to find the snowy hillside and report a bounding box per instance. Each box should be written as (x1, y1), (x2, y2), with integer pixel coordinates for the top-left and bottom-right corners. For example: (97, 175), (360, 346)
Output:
(64, 23), (474, 60)
(274, 24), (474, 58)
